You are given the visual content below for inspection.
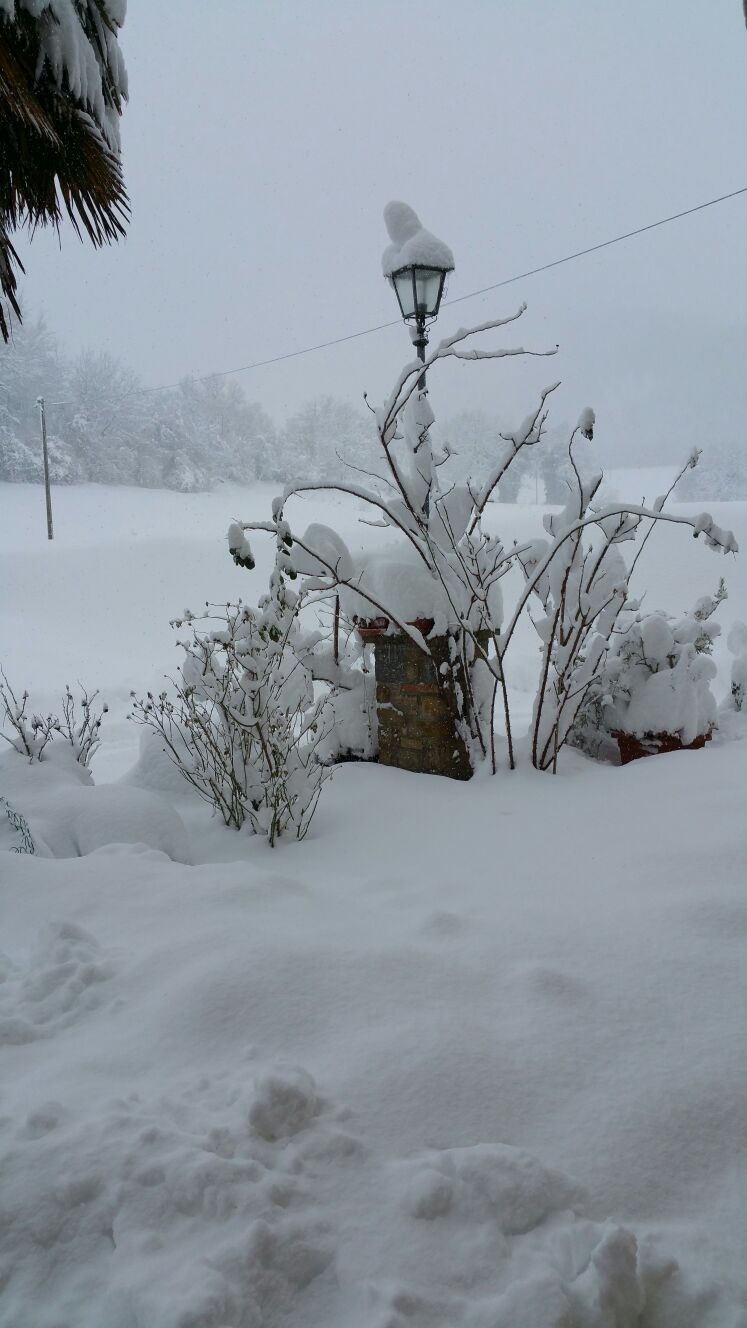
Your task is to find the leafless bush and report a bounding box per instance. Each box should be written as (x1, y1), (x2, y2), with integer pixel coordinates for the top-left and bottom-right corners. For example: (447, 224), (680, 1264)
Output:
(0, 671), (107, 766)
(130, 601), (333, 847)
(229, 310), (737, 778)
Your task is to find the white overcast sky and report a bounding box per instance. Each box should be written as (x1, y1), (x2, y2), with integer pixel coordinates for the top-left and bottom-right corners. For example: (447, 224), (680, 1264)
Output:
(14, 0), (747, 463)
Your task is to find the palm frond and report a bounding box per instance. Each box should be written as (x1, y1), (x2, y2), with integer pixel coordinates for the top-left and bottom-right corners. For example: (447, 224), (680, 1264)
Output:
(0, 4), (129, 341)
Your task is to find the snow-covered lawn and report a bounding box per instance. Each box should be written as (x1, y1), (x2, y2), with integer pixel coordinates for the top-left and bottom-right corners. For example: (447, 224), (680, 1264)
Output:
(1, 480), (746, 1327)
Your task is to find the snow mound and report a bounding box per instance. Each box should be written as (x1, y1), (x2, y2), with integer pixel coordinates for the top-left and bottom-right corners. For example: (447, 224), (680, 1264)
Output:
(0, 1060), (340, 1328)
(369, 1143), (676, 1328)
(121, 725), (193, 796)
(0, 1048), (681, 1328)
(382, 201), (455, 277)
(248, 1066), (322, 1141)
(0, 921), (116, 1045)
(0, 754), (191, 863)
(341, 543), (446, 628)
(397, 1142), (582, 1231)
(71, 786), (191, 862)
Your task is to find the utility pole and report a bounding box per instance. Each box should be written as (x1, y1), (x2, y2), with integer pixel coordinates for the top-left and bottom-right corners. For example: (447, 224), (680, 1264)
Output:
(36, 396), (54, 540)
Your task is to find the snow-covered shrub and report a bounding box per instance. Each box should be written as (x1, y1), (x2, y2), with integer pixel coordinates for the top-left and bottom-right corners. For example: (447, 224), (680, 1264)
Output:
(232, 350), (735, 778)
(517, 413), (632, 771)
(301, 600), (378, 765)
(130, 593), (333, 847)
(58, 685), (109, 764)
(230, 518), (379, 767)
(0, 673), (107, 767)
(516, 438), (736, 770)
(222, 205), (738, 780)
(230, 302), (561, 776)
(727, 620), (747, 711)
(573, 586), (725, 760)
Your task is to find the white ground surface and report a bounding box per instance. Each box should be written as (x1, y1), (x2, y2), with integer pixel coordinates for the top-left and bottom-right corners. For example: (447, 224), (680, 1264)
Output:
(1, 478), (746, 1327)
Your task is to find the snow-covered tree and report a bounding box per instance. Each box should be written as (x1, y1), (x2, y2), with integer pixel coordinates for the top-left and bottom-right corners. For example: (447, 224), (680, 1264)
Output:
(441, 409), (502, 482)
(0, 0), (129, 339)
(65, 349), (148, 484)
(541, 428), (574, 503)
(676, 437), (747, 501)
(277, 396), (372, 484)
(0, 428), (40, 481)
(0, 313), (65, 432)
(0, 309), (281, 490)
(0, 311), (67, 481)
(148, 376), (277, 490)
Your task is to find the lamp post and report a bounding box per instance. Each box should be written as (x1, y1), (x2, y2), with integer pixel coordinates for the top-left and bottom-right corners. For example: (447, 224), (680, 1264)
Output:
(388, 259), (453, 519)
(389, 262), (452, 391)
(372, 206), (475, 779)
(382, 202), (455, 390)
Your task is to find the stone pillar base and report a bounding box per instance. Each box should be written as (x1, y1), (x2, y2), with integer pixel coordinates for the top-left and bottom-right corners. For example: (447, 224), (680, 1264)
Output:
(371, 626), (474, 780)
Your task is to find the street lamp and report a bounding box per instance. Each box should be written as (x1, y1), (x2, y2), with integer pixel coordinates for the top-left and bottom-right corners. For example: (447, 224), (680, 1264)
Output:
(390, 264), (451, 388)
(382, 202), (454, 390)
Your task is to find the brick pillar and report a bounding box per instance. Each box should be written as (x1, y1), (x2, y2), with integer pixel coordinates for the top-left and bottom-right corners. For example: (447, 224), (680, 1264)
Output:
(371, 627), (475, 780)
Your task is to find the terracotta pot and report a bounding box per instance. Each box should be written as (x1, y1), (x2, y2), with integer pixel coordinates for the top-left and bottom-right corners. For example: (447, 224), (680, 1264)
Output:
(354, 616), (389, 644)
(354, 616), (435, 644)
(615, 729), (712, 765)
(407, 618), (435, 637)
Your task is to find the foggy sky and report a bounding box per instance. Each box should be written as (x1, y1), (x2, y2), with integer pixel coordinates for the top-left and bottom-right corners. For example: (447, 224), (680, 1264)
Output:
(12, 0), (747, 467)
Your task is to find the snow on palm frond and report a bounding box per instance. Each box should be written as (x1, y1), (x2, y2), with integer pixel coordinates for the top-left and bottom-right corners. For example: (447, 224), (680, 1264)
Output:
(0, 0), (129, 339)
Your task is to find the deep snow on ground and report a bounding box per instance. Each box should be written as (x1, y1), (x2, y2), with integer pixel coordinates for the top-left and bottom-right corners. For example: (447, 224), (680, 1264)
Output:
(1, 479), (746, 1327)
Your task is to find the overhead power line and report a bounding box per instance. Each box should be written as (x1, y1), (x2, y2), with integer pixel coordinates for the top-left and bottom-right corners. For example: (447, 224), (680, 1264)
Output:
(50, 183), (747, 408)
(444, 184), (747, 308)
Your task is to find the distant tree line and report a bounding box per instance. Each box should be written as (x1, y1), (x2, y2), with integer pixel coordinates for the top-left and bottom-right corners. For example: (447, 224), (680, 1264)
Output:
(440, 408), (576, 503)
(0, 315), (562, 498)
(675, 439), (747, 502)
(4, 314), (738, 499)
(0, 314), (376, 491)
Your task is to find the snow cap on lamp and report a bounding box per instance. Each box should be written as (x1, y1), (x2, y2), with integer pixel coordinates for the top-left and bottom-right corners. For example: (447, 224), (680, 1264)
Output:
(381, 202), (454, 279)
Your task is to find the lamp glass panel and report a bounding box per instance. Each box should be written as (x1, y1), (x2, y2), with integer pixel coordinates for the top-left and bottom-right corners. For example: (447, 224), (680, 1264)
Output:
(393, 269), (416, 318)
(414, 268), (443, 316)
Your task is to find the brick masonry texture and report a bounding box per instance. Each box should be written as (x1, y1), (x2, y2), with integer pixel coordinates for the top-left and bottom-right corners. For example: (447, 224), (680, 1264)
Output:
(374, 632), (474, 780)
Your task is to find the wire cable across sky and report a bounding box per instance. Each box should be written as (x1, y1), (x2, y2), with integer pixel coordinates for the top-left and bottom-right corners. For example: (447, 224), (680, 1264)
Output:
(50, 183), (747, 408)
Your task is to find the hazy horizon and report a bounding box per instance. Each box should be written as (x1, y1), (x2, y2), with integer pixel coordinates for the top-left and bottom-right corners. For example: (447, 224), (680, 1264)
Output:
(10, 1), (747, 469)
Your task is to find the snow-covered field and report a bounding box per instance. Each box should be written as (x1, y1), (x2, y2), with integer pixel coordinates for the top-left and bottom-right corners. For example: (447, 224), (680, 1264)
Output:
(1, 479), (746, 1327)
